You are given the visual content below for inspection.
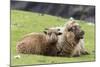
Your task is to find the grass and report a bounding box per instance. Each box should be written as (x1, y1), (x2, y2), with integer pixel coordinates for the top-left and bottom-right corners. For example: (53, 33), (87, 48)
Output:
(11, 10), (95, 66)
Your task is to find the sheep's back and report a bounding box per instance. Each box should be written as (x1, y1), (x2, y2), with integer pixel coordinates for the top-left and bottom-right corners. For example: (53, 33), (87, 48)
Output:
(16, 33), (47, 54)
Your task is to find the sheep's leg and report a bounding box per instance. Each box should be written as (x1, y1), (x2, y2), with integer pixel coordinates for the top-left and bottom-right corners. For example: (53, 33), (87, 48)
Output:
(70, 44), (81, 57)
(73, 51), (80, 57)
(80, 45), (89, 55)
(80, 49), (89, 55)
(72, 49), (81, 57)
(80, 39), (90, 55)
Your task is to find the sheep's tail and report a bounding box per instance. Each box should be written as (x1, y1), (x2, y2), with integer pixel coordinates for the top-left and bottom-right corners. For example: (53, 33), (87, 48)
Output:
(16, 41), (23, 54)
(16, 42), (20, 54)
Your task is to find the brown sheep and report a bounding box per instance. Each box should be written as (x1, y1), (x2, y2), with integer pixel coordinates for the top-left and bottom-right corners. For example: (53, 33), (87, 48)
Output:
(56, 20), (88, 57)
(49, 19), (89, 57)
(16, 28), (62, 56)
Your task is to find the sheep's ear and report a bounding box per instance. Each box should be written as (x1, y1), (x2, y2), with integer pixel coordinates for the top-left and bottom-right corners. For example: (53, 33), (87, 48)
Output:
(43, 31), (47, 34)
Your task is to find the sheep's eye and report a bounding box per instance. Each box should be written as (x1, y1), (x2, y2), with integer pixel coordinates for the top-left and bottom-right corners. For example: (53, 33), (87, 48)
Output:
(75, 26), (81, 29)
(68, 27), (72, 31)
(57, 29), (60, 31)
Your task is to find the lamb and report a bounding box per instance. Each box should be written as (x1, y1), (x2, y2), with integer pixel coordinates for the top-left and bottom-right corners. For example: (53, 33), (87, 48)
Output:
(16, 28), (62, 56)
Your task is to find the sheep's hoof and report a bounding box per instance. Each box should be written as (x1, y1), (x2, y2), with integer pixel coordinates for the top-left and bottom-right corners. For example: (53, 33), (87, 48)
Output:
(72, 54), (80, 57)
(81, 51), (90, 55)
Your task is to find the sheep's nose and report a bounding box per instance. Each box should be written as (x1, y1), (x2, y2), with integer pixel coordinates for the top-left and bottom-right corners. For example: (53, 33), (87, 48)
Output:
(80, 30), (84, 35)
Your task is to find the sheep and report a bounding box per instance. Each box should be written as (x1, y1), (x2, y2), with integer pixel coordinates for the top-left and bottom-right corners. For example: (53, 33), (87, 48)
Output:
(16, 28), (62, 56)
(49, 19), (89, 57)
(56, 19), (89, 57)
(55, 20), (83, 57)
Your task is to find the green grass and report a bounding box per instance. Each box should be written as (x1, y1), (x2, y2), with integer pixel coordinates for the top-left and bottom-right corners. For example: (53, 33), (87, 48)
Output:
(11, 10), (95, 66)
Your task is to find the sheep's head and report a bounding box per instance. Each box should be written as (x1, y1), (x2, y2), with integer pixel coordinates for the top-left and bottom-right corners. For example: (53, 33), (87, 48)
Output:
(43, 28), (62, 44)
(66, 20), (85, 40)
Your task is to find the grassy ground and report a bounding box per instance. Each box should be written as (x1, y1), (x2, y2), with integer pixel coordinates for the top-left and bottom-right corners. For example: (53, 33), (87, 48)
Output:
(11, 10), (95, 66)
